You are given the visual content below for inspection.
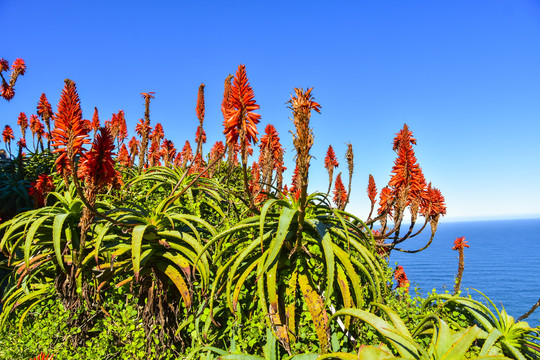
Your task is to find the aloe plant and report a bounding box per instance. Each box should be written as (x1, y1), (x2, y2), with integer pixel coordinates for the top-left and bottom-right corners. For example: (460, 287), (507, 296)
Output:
(329, 304), (513, 359)
(423, 291), (540, 360)
(199, 192), (385, 354)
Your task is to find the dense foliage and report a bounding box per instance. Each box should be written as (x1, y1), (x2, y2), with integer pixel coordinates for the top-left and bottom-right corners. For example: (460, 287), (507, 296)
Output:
(0, 59), (538, 359)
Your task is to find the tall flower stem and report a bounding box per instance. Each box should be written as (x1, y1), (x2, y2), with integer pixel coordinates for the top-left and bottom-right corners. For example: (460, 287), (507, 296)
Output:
(139, 92), (155, 172)
(452, 236), (469, 294)
(288, 88), (320, 252)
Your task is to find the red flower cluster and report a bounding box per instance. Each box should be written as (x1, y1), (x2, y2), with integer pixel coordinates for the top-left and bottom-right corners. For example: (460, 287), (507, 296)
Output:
(195, 126), (206, 145)
(161, 139), (176, 165)
(30, 114), (45, 141)
(91, 107), (100, 133)
(51, 79), (90, 177)
(11, 58), (26, 75)
(1, 58), (26, 101)
(290, 165), (300, 197)
(78, 127), (116, 189)
(2, 125), (14, 144)
(367, 174), (377, 205)
(394, 265), (410, 292)
(333, 173), (347, 209)
(0, 58), (8, 72)
(135, 118), (151, 138)
(17, 112), (28, 137)
(452, 236), (469, 251)
(28, 174), (55, 207)
(117, 144), (130, 166)
(37, 93), (54, 122)
(196, 83), (205, 122)
(151, 123), (164, 145)
(420, 183), (447, 218)
(258, 124), (284, 186)
(377, 186), (393, 216)
(388, 124), (426, 203)
(180, 140), (193, 166)
(128, 136), (140, 158)
(324, 145), (339, 173)
(209, 141), (225, 161)
(107, 110), (127, 143)
(223, 65), (261, 148)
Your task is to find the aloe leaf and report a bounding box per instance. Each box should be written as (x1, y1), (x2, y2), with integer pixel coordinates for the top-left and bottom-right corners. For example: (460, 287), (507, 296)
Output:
(262, 207), (296, 273)
(93, 222), (112, 263)
(479, 328), (504, 356)
(156, 261), (191, 309)
(23, 216), (48, 270)
(332, 244), (363, 308)
(232, 257), (261, 312)
(227, 230), (270, 311)
(330, 308), (421, 358)
(440, 325), (480, 360)
(53, 213), (70, 273)
(298, 269), (330, 354)
(132, 224), (154, 281)
(266, 258), (290, 354)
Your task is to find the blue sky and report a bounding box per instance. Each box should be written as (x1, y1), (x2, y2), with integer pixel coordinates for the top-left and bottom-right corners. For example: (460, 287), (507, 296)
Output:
(2, 0), (539, 221)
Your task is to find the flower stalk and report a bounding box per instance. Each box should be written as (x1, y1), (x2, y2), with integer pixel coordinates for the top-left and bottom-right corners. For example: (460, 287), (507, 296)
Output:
(452, 236), (469, 294)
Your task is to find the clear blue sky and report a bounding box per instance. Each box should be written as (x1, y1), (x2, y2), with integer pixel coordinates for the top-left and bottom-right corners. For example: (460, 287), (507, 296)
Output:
(2, 0), (539, 221)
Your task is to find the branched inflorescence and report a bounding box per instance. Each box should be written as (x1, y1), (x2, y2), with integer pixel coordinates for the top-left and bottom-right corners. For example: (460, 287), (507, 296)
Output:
(0, 58), (26, 101)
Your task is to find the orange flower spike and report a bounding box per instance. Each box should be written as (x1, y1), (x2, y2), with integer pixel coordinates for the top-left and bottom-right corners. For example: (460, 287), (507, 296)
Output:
(367, 174), (377, 204)
(17, 112), (28, 137)
(151, 123), (164, 145)
(221, 74), (233, 124)
(290, 164), (300, 195)
(30, 114), (42, 135)
(1, 83), (15, 101)
(452, 236), (469, 251)
(3, 125), (15, 144)
(78, 126), (116, 188)
(161, 139), (177, 165)
(51, 79), (90, 169)
(333, 172), (348, 209)
(11, 58), (26, 76)
(195, 126), (207, 144)
(392, 124), (416, 151)
(324, 145), (339, 194)
(116, 110), (127, 142)
(135, 118), (151, 138)
(128, 136), (139, 157)
(378, 186), (394, 216)
(117, 144), (130, 166)
(210, 141), (225, 158)
(181, 140), (193, 166)
(223, 64), (261, 147)
(140, 92), (155, 101)
(394, 265), (410, 292)
(0, 58), (8, 72)
(37, 93), (54, 136)
(37, 93), (53, 119)
(196, 83), (205, 123)
(420, 183), (447, 218)
(91, 107), (100, 133)
(324, 145), (339, 172)
(28, 173), (55, 207)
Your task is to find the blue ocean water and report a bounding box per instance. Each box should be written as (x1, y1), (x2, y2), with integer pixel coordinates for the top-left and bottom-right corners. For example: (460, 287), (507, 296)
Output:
(389, 218), (540, 328)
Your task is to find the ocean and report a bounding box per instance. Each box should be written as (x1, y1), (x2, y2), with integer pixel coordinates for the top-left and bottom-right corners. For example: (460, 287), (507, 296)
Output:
(389, 218), (540, 328)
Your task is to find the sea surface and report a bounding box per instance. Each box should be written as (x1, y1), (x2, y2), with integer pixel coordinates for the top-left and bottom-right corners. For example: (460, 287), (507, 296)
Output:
(389, 218), (540, 328)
